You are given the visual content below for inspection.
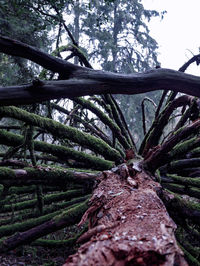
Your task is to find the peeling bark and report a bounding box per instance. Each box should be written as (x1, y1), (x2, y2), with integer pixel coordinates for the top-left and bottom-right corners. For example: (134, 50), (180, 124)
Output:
(64, 170), (187, 266)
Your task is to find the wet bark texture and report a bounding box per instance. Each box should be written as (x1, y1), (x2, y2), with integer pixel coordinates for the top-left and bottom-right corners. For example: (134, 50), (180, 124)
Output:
(64, 169), (187, 266)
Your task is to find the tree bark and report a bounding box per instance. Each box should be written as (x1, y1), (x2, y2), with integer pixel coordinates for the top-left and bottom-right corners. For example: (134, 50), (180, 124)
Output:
(64, 168), (187, 266)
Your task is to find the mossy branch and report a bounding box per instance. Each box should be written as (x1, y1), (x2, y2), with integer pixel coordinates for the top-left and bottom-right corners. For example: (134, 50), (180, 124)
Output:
(0, 129), (114, 170)
(0, 106), (122, 162)
(51, 102), (112, 146)
(143, 119), (200, 172)
(162, 183), (200, 199)
(0, 194), (91, 226)
(0, 199), (89, 252)
(161, 190), (200, 225)
(141, 95), (192, 156)
(0, 189), (85, 213)
(0, 195), (90, 227)
(165, 174), (200, 188)
(72, 97), (130, 150)
(0, 166), (98, 187)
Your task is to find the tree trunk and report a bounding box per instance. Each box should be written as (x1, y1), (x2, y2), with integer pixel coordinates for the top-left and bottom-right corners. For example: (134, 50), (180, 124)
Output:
(64, 168), (187, 265)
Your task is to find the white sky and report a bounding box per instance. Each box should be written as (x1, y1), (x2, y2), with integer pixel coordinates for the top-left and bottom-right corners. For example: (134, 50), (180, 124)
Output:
(142, 0), (200, 76)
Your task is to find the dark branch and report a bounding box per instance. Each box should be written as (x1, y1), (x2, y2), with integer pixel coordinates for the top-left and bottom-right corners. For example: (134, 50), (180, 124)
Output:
(0, 69), (200, 105)
(0, 35), (81, 76)
(1, 36), (200, 105)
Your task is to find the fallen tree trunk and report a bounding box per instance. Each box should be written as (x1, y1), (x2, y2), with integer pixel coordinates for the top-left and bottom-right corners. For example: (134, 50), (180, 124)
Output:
(64, 168), (187, 265)
(0, 35), (198, 264)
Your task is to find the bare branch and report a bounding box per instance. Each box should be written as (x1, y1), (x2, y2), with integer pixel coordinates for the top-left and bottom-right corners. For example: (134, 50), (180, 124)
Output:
(0, 68), (200, 105)
(1, 36), (200, 105)
(0, 35), (81, 76)
(141, 97), (157, 135)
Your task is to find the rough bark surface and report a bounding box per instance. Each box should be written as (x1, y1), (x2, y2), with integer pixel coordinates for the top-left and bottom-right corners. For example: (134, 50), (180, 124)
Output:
(64, 169), (187, 266)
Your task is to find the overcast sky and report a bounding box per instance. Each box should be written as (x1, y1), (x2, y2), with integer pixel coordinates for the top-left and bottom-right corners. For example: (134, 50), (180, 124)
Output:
(142, 0), (200, 76)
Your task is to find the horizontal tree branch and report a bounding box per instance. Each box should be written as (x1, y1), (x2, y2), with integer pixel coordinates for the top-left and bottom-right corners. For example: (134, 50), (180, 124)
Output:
(0, 166), (98, 187)
(162, 183), (200, 199)
(0, 189), (85, 213)
(0, 69), (200, 105)
(0, 36), (200, 105)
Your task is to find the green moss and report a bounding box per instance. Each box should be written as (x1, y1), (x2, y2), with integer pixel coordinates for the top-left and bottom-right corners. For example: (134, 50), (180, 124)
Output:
(178, 243), (200, 266)
(31, 223), (87, 248)
(170, 192), (200, 214)
(169, 158), (200, 171)
(0, 189), (84, 213)
(0, 167), (16, 180)
(0, 167), (17, 186)
(169, 137), (198, 158)
(176, 227), (200, 259)
(53, 199), (89, 223)
(34, 141), (114, 170)
(162, 183), (200, 199)
(0, 106), (121, 162)
(8, 185), (36, 194)
(167, 174), (200, 188)
(155, 169), (161, 183)
(73, 97), (130, 150)
(41, 164), (100, 174)
(24, 167), (84, 185)
(0, 184), (4, 194)
(51, 45), (70, 57)
(31, 237), (77, 247)
(0, 166), (97, 187)
(0, 194), (18, 206)
(8, 185), (64, 195)
(189, 147), (200, 157)
(0, 195), (90, 226)
(0, 202), (82, 238)
(0, 129), (114, 170)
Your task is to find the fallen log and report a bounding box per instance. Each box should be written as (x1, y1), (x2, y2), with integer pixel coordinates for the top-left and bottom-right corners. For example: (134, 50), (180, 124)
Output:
(64, 169), (187, 265)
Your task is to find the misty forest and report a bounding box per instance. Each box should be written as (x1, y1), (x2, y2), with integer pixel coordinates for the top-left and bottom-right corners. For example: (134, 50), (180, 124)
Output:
(0, 0), (199, 265)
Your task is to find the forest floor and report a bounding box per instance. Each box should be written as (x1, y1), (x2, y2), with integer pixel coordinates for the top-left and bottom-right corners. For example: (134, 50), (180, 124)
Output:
(0, 226), (80, 266)
(0, 246), (67, 266)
